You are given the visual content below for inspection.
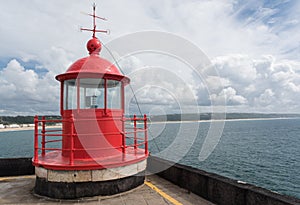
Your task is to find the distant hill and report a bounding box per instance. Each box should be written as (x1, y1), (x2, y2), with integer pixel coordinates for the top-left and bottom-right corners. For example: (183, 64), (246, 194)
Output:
(0, 116), (61, 125)
(149, 113), (300, 122)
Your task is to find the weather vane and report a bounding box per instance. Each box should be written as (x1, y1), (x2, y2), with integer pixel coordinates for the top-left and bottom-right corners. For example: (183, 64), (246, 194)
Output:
(81, 3), (109, 38)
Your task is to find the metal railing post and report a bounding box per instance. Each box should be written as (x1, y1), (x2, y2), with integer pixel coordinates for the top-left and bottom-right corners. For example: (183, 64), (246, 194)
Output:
(41, 116), (46, 156)
(69, 114), (74, 166)
(34, 115), (39, 163)
(134, 114), (137, 151)
(144, 114), (148, 155)
(122, 115), (125, 155)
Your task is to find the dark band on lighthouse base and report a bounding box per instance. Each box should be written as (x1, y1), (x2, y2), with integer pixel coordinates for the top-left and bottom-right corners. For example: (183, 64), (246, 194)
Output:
(34, 171), (145, 199)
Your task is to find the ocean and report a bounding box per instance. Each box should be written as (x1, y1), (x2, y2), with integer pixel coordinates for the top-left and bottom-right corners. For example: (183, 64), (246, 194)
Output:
(0, 118), (299, 198)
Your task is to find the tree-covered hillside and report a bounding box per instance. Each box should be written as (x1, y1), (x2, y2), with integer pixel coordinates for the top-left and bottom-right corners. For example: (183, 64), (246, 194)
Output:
(0, 116), (61, 125)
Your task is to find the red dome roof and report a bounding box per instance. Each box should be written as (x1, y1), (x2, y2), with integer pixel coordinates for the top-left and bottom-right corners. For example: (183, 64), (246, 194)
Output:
(56, 54), (129, 84)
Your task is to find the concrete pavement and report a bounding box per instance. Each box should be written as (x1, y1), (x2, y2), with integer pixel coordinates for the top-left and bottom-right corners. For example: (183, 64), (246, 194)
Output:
(0, 174), (215, 205)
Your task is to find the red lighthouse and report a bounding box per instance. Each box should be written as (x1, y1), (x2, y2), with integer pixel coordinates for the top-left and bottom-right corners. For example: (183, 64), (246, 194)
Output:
(33, 5), (148, 199)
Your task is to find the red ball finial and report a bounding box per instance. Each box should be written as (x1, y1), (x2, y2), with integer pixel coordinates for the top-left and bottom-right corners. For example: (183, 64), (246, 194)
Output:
(81, 3), (108, 55)
(87, 37), (101, 55)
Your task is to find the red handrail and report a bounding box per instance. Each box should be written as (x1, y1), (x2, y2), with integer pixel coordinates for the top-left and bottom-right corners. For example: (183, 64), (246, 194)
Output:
(134, 114), (137, 151)
(33, 115), (148, 165)
(69, 114), (74, 165)
(41, 116), (46, 156)
(144, 114), (148, 155)
(33, 116), (39, 164)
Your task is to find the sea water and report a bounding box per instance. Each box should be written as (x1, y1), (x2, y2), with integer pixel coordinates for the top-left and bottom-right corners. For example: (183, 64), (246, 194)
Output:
(0, 118), (299, 198)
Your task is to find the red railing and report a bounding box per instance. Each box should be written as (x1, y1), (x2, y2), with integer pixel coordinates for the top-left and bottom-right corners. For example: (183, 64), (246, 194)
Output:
(33, 114), (148, 165)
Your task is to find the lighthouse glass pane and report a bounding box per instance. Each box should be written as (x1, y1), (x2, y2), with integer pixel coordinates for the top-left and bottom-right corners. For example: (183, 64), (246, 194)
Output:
(79, 78), (105, 109)
(107, 80), (121, 109)
(64, 79), (77, 110)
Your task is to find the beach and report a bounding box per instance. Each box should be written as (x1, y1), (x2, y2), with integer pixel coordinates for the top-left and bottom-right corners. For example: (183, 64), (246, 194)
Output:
(0, 125), (62, 132)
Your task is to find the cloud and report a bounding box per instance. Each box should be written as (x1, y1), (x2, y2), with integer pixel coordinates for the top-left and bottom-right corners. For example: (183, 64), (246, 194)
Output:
(212, 55), (257, 84)
(0, 59), (60, 115)
(211, 87), (248, 106)
(1, 51), (299, 115)
(254, 88), (275, 106)
(1, 0), (299, 61)
(0, 0), (300, 115)
(211, 55), (300, 112)
(0, 60), (38, 95)
(125, 64), (199, 114)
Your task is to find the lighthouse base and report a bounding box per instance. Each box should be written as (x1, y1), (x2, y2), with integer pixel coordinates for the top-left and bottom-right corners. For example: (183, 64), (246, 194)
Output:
(34, 159), (147, 199)
(34, 172), (145, 199)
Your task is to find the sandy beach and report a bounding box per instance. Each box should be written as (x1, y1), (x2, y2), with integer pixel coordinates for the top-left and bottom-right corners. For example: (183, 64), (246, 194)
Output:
(0, 125), (62, 132)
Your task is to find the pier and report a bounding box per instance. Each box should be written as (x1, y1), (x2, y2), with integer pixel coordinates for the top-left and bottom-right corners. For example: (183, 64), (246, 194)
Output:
(1, 157), (299, 205)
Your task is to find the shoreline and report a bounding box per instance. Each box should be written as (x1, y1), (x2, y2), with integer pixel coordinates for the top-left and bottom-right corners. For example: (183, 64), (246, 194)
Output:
(1, 117), (299, 132)
(0, 125), (61, 133)
(149, 117), (300, 124)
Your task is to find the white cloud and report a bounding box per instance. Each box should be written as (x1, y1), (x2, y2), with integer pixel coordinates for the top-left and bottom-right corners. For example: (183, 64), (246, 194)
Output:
(212, 55), (257, 84)
(254, 89), (275, 106)
(0, 0), (300, 115)
(0, 59), (60, 115)
(211, 55), (300, 112)
(205, 76), (231, 92)
(0, 60), (38, 97)
(211, 87), (248, 106)
(125, 65), (199, 114)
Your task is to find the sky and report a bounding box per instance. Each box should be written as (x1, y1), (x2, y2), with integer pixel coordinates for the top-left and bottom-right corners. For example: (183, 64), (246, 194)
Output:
(0, 0), (300, 116)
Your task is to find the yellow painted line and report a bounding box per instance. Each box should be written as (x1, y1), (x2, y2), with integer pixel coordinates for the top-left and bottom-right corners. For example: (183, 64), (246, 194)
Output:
(145, 181), (183, 205)
(0, 175), (35, 181)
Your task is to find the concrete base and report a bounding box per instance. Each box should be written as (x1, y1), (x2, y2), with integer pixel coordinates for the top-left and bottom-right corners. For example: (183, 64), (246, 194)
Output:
(34, 172), (145, 199)
(34, 159), (147, 199)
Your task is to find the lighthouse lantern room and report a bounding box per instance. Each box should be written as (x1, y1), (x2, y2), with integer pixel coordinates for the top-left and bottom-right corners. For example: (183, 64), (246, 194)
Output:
(32, 5), (148, 199)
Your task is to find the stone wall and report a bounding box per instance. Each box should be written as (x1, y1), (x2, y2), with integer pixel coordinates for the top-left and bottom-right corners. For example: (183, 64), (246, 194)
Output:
(147, 156), (300, 205)
(0, 158), (34, 177)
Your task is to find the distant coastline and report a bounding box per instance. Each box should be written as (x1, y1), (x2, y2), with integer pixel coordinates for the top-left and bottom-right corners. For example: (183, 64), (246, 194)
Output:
(0, 125), (61, 133)
(1, 116), (300, 132)
(149, 116), (300, 124)
(148, 113), (300, 122)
